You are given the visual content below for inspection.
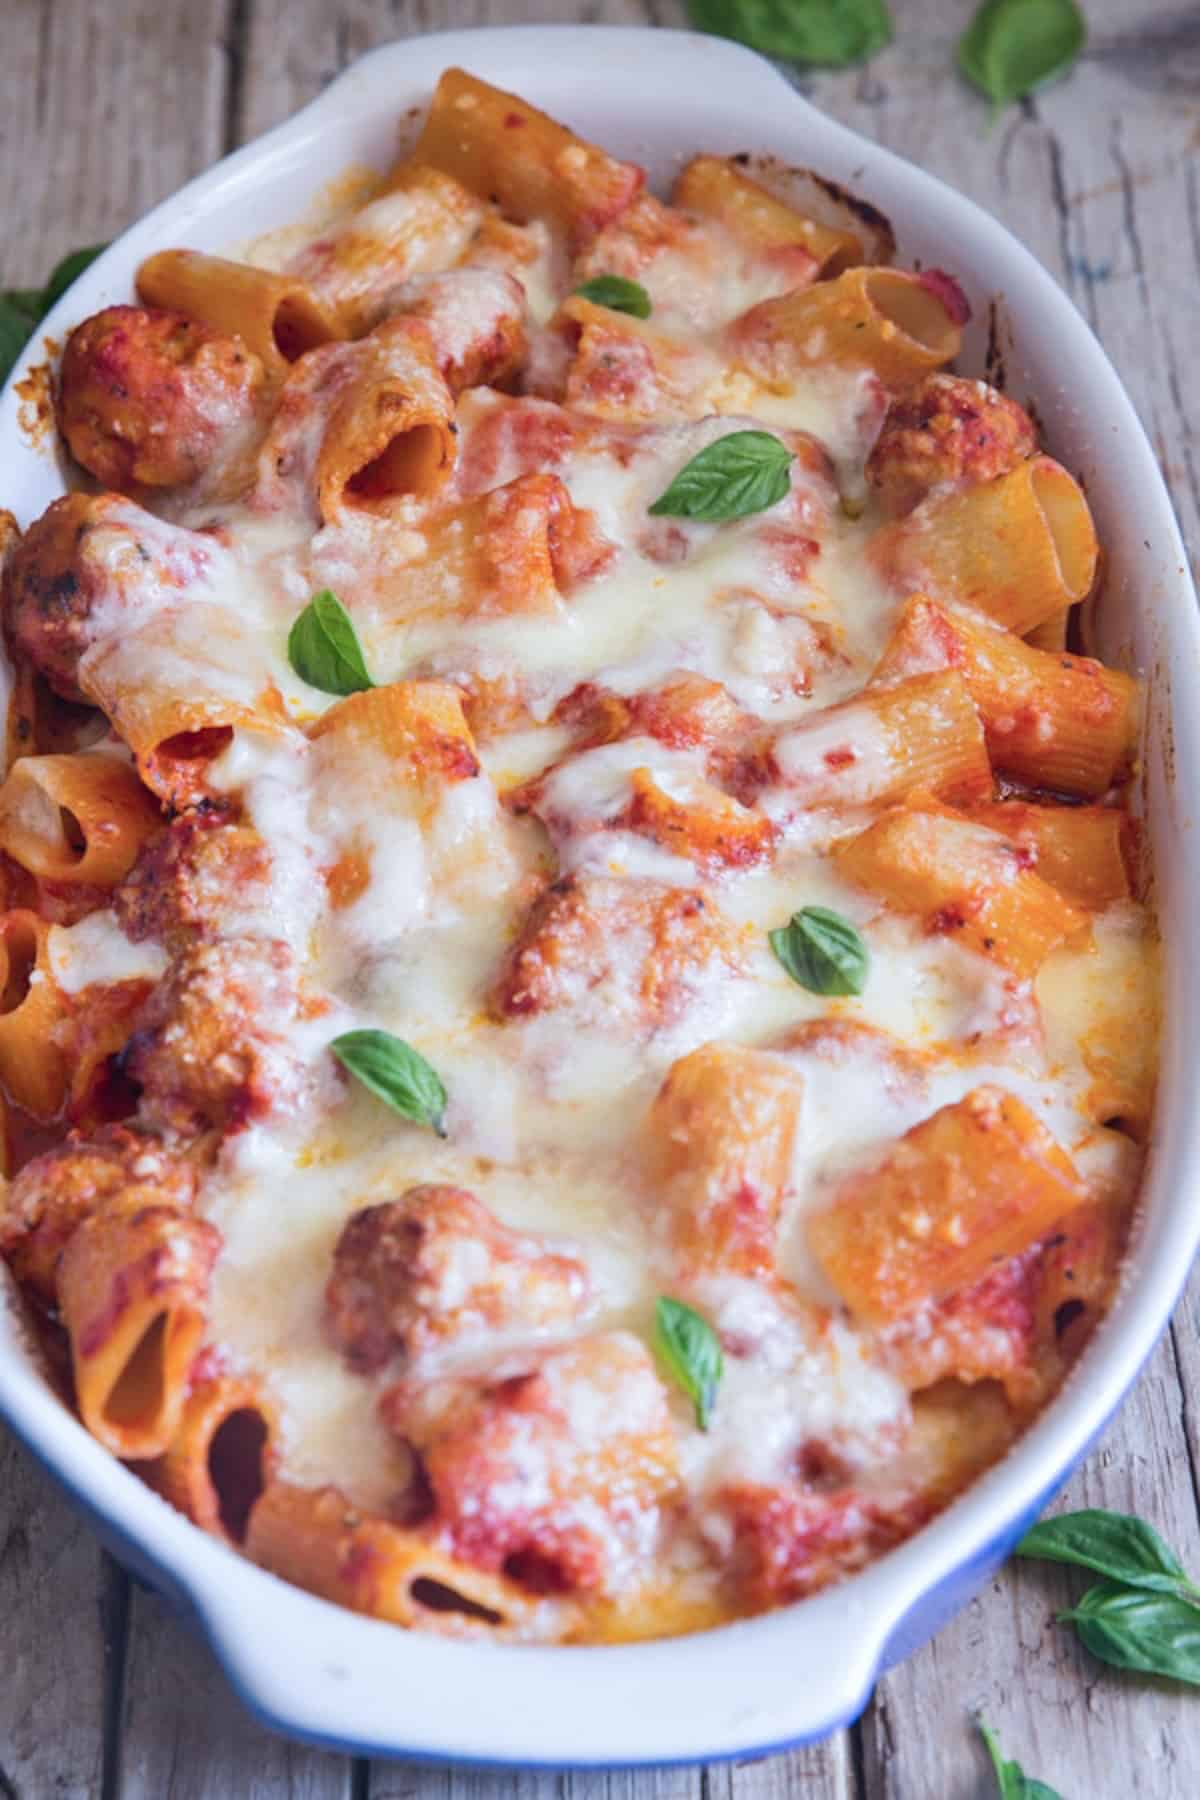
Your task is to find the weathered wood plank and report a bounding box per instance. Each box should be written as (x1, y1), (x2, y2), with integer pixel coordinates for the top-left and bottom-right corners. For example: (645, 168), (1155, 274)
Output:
(0, 0), (231, 284)
(367, 1769), (703, 1800)
(363, 1740), (854, 1800)
(0, 1427), (120, 1798)
(118, 1582), (356, 1798)
(722, 1738), (856, 1800)
(365, 1757), (854, 1800)
(237, 0), (688, 142)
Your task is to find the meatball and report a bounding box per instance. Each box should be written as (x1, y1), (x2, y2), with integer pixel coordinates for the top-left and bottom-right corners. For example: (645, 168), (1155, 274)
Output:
(865, 373), (1037, 519)
(3, 492), (115, 699)
(0, 1124), (197, 1301)
(115, 812), (274, 951)
(326, 1185), (589, 1375)
(57, 305), (266, 492)
(2, 491), (223, 701)
(125, 937), (312, 1138)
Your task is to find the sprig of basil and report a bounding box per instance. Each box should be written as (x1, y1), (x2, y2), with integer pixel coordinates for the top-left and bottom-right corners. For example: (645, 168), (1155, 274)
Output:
(1059, 1581), (1200, 1685)
(1019, 1507), (1200, 1683)
(1016, 1509), (1200, 1601)
(655, 1297), (723, 1430)
(287, 590), (374, 696)
(331, 1029), (447, 1136)
(1, 242), (108, 384)
(574, 275), (652, 319)
(648, 430), (794, 523)
(770, 906), (869, 996)
(958, 0), (1086, 114)
(686, 0), (892, 66)
(978, 1720), (1062, 1800)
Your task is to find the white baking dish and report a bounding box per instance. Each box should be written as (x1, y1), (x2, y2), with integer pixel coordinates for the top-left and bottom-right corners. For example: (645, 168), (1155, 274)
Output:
(1, 24), (1197, 1767)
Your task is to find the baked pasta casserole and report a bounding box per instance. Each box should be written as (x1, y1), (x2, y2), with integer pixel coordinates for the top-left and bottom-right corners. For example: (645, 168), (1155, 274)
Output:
(0, 70), (1158, 1643)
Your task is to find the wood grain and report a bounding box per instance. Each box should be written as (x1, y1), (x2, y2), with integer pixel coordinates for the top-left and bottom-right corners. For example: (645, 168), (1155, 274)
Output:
(0, 1432), (120, 1798)
(117, 1583), (355, 1797)
(0, 0), (231, 282)
(2, 0), (1199, 1794)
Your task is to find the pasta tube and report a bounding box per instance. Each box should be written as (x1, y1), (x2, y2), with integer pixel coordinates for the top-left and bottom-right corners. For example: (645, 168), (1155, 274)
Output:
(810, 1086), (1088, 1323)
(0, 753), (160, 887)
(871, 458), (1099, 636)
(58, 1205), (221, 1459)
(246, 1480), (551, 1639)
(149, 1374), (279, 1544)
(646, 1042), (802, 1279)
(872, 594), (1137, 797)
(835, 802), (1088, 978)
(136, 250), (343, 381)
(0, 910), (70, 1117)
(732, 267), (966, 387)
(288, 161), (486, 334)
(962, 801), (1131, 909)
(411, 68), (643, 245)
(767, 670), (992, 812)
(673, 154), (861, 278)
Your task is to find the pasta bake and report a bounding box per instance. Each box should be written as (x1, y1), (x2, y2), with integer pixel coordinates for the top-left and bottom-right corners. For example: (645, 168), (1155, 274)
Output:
(0, 69), (1157, 1644)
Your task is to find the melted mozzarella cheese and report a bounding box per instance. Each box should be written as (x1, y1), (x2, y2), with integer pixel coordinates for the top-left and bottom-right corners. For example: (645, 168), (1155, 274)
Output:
(48, 913), (168, 994)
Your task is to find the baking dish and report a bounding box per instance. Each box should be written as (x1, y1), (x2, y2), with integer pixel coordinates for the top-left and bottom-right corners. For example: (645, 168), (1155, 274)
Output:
(1, 23), (1197, 1766)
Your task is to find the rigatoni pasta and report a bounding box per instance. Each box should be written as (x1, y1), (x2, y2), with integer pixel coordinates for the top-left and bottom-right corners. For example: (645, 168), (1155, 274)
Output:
(137, 249), (344, 380)
(0, 70), (1156, 1646)
(0, 752), (160, 885)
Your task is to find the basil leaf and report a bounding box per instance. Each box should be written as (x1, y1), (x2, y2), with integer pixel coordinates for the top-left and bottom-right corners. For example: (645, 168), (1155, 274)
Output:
(288, 589), (374, 696)
(1016, 1508), (1199, 1599)
(3, 288), (42, 319)
(40, 243), (108, 313)
(332, 1029), (447, 1136)
(0, 297), (34, 386)
(574, 274), (652, 319)
(979, 1720), (1063, 1800)
(648, 430), (794, 523)
(770, 906), (869, 997)
(1060, 1579), (1200, 1684)
(958, 0), (1086, 112)
(686, 0), (892, 66)
(655, 1297), (723, 1430)
(1, 240), (110, 387)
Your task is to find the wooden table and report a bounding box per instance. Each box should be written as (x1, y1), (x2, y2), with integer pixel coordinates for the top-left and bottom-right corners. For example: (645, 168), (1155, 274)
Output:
(3, 1), (1199, 1792)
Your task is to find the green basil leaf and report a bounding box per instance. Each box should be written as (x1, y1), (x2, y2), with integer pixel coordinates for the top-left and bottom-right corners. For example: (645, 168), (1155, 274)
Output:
(2, 289), (42, 321)
(288, 589), (374, 696)
(1060, 1578), (1200, 1684)
(648, 430), (794, 523)
(979, 1719), (1063, 1800)
(770, 906), (869, 997)
(1, 240), (110, 388)
(958, 0), (1086, 112)
(332, 1029), (447, 1136)
(655, 1297), (723, 1430)
(574, 274), (652, 319)
(0, 296), (34, 386)
(686, 0), (892, 66)
(1016, 1508), (1198, 1599)
(39, 242), (108, 314)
